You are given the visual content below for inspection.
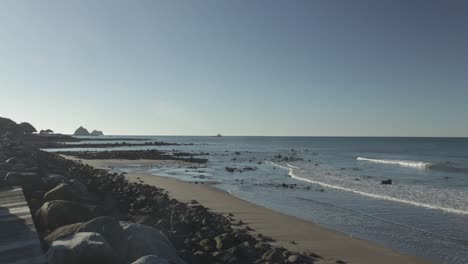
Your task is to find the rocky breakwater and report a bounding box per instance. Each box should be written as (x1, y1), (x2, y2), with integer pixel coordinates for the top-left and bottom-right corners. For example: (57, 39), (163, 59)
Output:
(1, 139), (323, 263)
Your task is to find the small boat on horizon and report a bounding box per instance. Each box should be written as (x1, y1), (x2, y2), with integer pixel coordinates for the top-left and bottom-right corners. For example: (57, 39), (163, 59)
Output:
(216, 134), (222, 137)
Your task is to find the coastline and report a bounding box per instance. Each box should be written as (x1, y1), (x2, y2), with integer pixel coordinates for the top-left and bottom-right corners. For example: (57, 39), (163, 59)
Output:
(76, 157), (432, 264)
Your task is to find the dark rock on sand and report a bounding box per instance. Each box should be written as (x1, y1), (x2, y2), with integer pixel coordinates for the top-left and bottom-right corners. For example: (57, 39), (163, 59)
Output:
(46, 232), (117, 264)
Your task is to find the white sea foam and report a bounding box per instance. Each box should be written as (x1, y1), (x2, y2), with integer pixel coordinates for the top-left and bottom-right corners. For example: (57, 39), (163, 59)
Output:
(357, 157), (431, 169)
(286, 163), (300, 169)
(268, 161), (468, 215)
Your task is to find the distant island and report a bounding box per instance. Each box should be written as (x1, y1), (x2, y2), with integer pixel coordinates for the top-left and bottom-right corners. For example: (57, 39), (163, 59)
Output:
(73, 126), (104, 136)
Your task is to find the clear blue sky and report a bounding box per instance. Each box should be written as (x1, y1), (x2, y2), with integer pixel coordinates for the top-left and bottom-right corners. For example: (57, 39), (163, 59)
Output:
(1, 0), (467, 136)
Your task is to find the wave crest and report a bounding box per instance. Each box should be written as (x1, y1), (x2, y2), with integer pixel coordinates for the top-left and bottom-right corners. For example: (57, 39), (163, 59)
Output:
(268, 161), (468, 215)
(357, 157), (431, 169)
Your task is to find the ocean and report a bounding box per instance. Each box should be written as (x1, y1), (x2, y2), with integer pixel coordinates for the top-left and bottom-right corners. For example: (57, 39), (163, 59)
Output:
(47, 136), (468, 263)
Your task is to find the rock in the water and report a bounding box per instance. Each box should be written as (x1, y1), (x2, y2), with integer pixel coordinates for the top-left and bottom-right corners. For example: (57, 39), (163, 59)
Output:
(77, 217), (127, 259)
(45, 223), (84, 247)
(131, 255), (170, 264)
(36, 200), (95, 230)
(43, 182), (87, 202)
(121, 223), (184, 264)
(381, 179), (392, 185)
(46, 232), (117, 264)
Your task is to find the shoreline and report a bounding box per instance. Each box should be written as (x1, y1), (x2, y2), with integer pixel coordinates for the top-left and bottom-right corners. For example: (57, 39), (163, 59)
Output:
(77, 157), (432, 264)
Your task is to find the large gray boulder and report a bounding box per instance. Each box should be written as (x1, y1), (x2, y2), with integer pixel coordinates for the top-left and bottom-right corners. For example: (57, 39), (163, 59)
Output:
(44, 223), (84, 247)
(46, 232), (117, 264)
(43, 182), (87, 202)
(131, 255), (170, 264)
(5, 157), (19, 164)
(68, 179), (88, 195)
(4, 172), (40, 186)
(77, 217), (128, 259)
(121, 223), (184, 264)
(43, 174), (68, 189)
(36, 200), (95, 230)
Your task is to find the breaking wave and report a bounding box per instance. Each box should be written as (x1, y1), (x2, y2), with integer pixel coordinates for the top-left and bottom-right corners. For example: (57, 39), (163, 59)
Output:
(268, 161), (468, 215)
(357, 157), (468, 174)
(357, 157), (431, 169)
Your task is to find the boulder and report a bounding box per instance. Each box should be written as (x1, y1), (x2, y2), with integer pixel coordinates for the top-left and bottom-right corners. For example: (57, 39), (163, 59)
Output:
(77, 217), (128, 259)
(131, 255), (170, 264)
(121, 223), (184, 264)
(199, 238), (215, 251)
(43, 174), (68, 189)
(262, 248), (286, 263)
(4, 172), (41, 186)
(5, 157), (19, 164)
(46, 232), (117, 264)
(68, 179), (88, 195)
(43, 183), (85, 202)
(45, 223), (84, 247)
(36, 200), (95, 231)
(214, 233), (234, 250)
(288, 254), (313, 263)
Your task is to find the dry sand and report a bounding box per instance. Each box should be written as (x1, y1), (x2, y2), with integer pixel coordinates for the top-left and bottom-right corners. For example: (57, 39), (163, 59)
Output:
(70, 157), (432, 264)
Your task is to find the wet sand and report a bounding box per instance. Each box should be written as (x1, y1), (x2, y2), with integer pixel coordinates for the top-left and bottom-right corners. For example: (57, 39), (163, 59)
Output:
(70, 157), (432, 264)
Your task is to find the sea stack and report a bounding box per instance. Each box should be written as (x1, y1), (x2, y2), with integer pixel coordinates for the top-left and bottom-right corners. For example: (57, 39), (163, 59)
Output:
(74, 126), (90, 136)
(90, 130), (104, 136)
(74, 127), (104, 136)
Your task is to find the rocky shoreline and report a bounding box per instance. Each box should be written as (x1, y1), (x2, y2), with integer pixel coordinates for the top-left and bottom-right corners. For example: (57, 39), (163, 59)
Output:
(57, 150), (209, 164)
(1, 134), (320, 263)
(41, 141), (194, 149)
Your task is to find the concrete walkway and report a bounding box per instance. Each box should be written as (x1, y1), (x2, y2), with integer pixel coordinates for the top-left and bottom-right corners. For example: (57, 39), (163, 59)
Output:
(0, 187), (46, 264)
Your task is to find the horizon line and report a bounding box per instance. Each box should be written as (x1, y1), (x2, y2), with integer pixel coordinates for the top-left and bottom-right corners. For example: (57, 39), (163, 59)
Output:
(67, 134), (468, 139)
